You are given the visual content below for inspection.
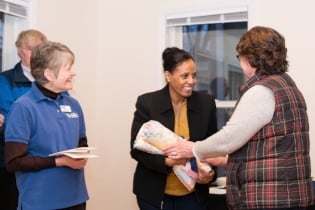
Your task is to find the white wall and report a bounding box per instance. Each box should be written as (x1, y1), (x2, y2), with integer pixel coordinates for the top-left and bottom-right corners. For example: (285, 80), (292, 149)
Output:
(33, 0), (315, 209)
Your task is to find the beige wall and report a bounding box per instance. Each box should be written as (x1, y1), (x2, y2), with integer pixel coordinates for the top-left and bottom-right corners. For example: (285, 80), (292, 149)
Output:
(33, 0), (315, 209)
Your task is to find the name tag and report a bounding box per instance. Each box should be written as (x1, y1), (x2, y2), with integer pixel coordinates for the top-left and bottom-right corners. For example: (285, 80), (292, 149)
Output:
(60, 105), (72, 113)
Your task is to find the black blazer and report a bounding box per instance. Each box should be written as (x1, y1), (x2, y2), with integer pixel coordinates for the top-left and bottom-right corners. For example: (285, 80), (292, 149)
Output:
(130, 85), (217, 208)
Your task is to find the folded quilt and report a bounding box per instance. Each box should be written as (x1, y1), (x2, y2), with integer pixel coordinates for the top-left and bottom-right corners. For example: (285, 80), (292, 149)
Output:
(134, 120), (202, 191)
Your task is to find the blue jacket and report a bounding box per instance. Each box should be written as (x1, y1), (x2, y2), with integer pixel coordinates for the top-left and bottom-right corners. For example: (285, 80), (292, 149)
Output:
(0, 62), (32, 167)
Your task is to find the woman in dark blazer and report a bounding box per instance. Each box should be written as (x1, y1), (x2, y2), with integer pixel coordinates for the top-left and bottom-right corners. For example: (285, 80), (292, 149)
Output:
(130, 47), (218, 210)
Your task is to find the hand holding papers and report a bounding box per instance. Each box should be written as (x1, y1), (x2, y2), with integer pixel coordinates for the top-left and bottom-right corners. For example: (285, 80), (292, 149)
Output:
(49, 147), (99, 159)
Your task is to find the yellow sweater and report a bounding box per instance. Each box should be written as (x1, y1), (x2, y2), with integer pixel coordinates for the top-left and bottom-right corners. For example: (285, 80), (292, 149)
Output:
(164, 99), (192, 196)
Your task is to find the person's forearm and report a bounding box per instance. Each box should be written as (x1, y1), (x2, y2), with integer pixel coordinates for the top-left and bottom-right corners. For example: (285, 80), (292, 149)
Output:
(194, 85), (275, 159)
(5, 142), (56, 172)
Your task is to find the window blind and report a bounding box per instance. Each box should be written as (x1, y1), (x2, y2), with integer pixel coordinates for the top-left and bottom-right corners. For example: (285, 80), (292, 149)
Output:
(0, 0), (27, 18)
(167, 11), (247, 27)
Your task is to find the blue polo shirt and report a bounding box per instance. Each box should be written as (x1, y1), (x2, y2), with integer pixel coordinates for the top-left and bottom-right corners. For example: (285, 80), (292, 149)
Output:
(5, 83), (89, 210)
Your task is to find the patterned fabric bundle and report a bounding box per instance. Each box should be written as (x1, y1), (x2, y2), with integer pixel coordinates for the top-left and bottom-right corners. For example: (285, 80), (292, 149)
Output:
(134, 120), (207, 191)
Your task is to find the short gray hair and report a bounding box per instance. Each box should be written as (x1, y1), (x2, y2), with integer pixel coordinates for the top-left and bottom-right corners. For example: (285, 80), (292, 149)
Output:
(30, 41), (75, 85)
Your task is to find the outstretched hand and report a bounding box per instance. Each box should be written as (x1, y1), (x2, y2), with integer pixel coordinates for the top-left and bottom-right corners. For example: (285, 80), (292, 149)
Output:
(163, 139), (195, 159)
(201, 156), (228, 167)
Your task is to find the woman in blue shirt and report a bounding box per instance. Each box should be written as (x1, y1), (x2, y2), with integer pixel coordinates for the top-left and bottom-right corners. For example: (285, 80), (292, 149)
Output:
(4, 41), (89, 210)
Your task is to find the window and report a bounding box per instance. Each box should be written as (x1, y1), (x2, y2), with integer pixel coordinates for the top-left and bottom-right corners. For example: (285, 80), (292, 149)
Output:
(0, 0), (31, 72)
(165, 9), (248, 128)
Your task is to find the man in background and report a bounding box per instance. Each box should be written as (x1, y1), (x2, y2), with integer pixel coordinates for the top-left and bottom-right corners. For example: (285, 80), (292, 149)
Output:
(0, 29), (47, 210)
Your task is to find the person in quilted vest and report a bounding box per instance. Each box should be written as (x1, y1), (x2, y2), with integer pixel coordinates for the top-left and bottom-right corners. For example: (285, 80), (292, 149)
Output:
(164, 26), (315, 210)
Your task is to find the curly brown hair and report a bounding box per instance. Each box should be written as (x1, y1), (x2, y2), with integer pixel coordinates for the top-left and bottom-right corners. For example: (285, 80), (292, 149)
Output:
(236, 26), (288, 75)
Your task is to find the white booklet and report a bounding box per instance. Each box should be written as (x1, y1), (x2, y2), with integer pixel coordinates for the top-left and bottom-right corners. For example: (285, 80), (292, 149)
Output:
(49, 147), (99, 159)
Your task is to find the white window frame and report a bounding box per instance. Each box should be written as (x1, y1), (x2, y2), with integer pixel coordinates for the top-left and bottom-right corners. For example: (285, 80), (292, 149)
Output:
(0, 0), (33, 71)
(158, 0), (255, 108)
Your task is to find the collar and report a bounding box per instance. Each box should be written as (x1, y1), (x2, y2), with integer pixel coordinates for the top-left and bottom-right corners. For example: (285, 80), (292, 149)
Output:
(11, 62), (31, 83)
(35, 82), (60, 100)
(32, 82), (66, 101)
(21, 63), (34, 81)
(158, 85), (201, 114)
(239, 73), (265, 95)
